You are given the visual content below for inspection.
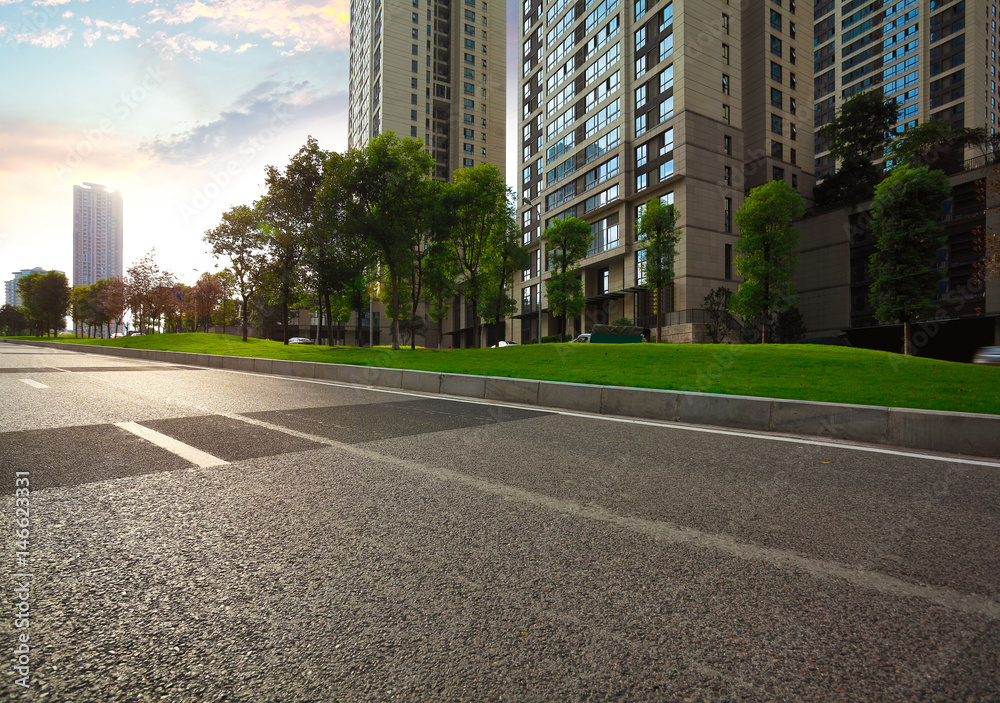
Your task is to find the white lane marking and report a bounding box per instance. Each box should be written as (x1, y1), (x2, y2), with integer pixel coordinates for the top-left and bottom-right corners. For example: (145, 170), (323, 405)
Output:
(208, 368), (1000, 469)
(115, 421), (229, 468)
(19, 379), (49, 389)
(219, 410), (1000, 621)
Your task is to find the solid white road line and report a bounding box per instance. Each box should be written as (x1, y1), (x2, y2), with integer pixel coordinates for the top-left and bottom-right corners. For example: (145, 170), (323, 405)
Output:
(211, 368), (1000, 469)
(19, 379), (49, 389)
(115, 421), (229, 468)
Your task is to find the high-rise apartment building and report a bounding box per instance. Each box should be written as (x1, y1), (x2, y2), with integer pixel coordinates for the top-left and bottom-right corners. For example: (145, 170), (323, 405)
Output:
(5, 267), (48, 307)
(814, 0), (997, 178)
(348, 0), (506, 179)
(514, 0), (812, 343)
(73, 183), (123, 288)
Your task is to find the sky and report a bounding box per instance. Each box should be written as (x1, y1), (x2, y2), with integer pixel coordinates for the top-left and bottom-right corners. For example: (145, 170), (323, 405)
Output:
(0, 0), (520, 289)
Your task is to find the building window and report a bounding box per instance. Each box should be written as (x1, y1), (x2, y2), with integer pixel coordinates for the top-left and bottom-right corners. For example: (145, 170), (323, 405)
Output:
(770, 9), (781, 30)
(412, 44), (419, 55)
(722, 12), (729, 34)
(773, 166), (784, 181)
(635, 0), (646, 19)
(725, 243), (732, 280)
(771, 61), (782, 82)
(722, 44), (730, 64)
(636, 84), (647, 109)
(790, 123), (797, 140)
(412, 60), (419, 72)
(724, 165), (732, 185)
(792, 173), (798, 189)
(635, 113), (648, 136)
(661, 127), (673, 154)
(411, 126), (418, 137)
(790, 148), (796, 164)
(789, 47), (796, 65)
(659, 96), (674, 122)
(464, 158), (474, 167)
(637, 172), (648, 191)
(770, 87), (782, 108)
(724, 197), (732, 232)
(411, 109), (418, 120)
(659, 35), (673, 61)
(771, 141), (783, 159)
(789, 73), (796, 90)
(722, 74), (730, 95)
(789, 22), (795, 38)
(724, 134), (732, 155)
(771, 114), (782, 134)
(770, 35), (782, 57)
(659, 65), (674, 93)
(789, 97), (796, 115)
(635, 26), (646, 50)
(636, 54), (647, 78)
(598, 268), (609, 295)
(636, 143), (648, 167)
(659, 159), (674, 180)
(723, 104), (731, 124)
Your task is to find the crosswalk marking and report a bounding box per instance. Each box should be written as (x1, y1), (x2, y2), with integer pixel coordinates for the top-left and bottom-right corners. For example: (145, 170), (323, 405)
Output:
(115, 421), (229, 468)
(20, 379), (49, 389)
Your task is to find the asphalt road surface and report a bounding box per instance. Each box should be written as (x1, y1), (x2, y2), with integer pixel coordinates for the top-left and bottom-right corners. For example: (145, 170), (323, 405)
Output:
(1, 343), (998, 702)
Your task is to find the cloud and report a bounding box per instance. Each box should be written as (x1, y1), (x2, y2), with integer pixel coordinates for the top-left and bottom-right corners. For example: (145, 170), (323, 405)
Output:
(8, 23), (72, 47)
(95, 19), (140, 41)
(146, 0), (349, 54)
(31, 0), (74, 6)
(141, 80), (346, 165)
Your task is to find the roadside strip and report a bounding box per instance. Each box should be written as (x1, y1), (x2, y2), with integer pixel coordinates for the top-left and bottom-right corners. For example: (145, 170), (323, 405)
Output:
(5, 340), (998, 459)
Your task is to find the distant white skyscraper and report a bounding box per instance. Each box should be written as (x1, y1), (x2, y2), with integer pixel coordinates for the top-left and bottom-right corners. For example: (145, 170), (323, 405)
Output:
(73, 182), (123, 288)
(5, 267), (48, 306)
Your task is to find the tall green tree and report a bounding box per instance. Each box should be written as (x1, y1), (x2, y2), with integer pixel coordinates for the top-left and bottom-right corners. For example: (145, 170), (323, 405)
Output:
(815, 91), (898, 209)
(729, 180), (805, 343)
(448, 164), (517, 348)
(17, 271), (71, 337)
(332, 132), (435, 350)
(637, 199), (682, 343)
(204, 204), (267, 341)
(542, 217), (593, 341)
(868, 165), (952, 355)
(258, 136), (326, 344)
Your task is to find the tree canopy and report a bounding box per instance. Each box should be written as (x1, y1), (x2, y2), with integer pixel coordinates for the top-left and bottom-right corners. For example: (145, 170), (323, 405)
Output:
(868, 165), (952, 355)
(542, 216), (593, 341)
(729, 180), (805, 343)
(637, 199), (682, 342)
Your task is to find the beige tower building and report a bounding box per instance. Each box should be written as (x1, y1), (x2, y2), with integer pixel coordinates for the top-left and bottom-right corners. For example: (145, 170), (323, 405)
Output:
(72, 182), (123, 288)
(513, 0), (812, 343)
(348, 0), (506, 178)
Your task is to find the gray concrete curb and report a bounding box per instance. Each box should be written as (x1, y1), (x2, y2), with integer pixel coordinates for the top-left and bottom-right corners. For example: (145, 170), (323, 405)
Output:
(5, 339), (997, 459)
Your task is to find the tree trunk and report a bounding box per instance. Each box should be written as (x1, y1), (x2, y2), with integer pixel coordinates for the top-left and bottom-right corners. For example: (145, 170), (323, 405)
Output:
(324, 294), (333, 347)
(472, 300), (480, 348)
(241, 294), (249, 342)
(904, 320), (911, 355)
(655, 286), (662, 343)
(391, 272), (400, 350)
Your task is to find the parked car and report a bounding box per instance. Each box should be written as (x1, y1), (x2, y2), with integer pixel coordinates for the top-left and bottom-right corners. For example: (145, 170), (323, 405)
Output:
(972, 346), (1000, 365)
(490, 341), (517, 348)
(288, 337), (314, 345)
(569, 334), (592, 343)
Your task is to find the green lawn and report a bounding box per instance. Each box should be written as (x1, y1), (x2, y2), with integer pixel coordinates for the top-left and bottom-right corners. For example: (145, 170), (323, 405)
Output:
(8, 333), (999, 415)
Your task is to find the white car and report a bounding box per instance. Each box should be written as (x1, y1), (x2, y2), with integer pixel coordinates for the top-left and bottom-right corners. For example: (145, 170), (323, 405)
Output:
(569, 334), (592, 343)
(490, 341), (517, 348)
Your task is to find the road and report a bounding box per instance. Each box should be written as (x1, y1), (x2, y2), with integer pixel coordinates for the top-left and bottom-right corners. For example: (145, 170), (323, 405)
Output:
(1, 343), (998, 701)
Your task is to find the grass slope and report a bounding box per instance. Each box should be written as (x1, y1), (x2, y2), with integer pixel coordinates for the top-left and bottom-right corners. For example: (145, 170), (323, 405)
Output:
(10, 333), (999, 415)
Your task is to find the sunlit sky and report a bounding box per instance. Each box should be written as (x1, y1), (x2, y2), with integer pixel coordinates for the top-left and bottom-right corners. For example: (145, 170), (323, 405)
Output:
(1, 0), (519, 288)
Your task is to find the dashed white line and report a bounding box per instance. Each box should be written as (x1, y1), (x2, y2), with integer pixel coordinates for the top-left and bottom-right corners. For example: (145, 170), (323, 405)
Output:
(19, 379), (49, 389)
(115, 421), (229, 468)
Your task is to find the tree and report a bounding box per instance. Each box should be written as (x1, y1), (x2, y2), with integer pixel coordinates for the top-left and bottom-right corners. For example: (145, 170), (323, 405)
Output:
(868, 166), (952, 355)
(637, 199), (682, 343)
(703, 287), (732, 344)
(814, 91), (898, 209)
(447, 164), (518, 348)
(0, 304), (28, 336)
(258, 137), (326, 344)
(773, 306), (806, 344)
(889, 120), (982, 171)
(126, 251), (174, 334)
(205, 204), (267, 341)
(333, 132), (435, 350)
(729, 180), (805, 343)
(96, 277), (127, 336)
(188, 272), (224, 331)
(17, 271), (70, 338)
(542, 217), (593, 341)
